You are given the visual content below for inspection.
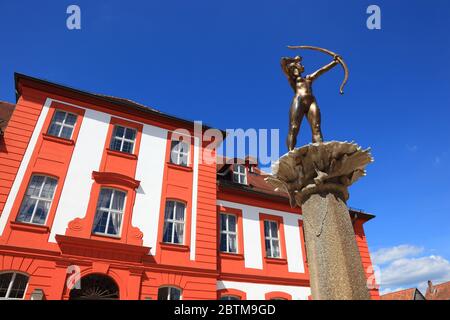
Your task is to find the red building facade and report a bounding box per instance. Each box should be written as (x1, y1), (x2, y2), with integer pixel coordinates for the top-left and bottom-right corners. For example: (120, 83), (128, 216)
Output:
(0, 74), (379, 300)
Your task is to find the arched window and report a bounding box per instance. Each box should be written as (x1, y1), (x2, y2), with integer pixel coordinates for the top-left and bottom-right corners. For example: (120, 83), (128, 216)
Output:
(0, 272), (29, 300)
(158, 286), (182, 300)
(219, 295), (241, 300)
(69, 274), (119, 300)
(16, 175), (57, 225)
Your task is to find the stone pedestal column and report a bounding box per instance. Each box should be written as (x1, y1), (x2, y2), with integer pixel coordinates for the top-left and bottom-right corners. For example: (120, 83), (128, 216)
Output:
(266, 141), (373, 300)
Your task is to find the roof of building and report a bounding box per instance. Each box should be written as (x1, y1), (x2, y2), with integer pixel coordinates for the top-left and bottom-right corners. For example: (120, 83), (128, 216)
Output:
(425, 280), (450, 300)
(0, 101), (15, 135)
(380, 288), (425, 300)
(14, 73), (224, 134)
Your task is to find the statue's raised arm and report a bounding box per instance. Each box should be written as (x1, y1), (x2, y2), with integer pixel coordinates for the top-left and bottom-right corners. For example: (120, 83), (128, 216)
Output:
(288, 45), (349, 94)
(307, 57), (340, 82)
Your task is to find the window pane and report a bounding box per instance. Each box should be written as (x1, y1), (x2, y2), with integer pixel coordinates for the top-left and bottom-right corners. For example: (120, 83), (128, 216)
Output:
(8, 274), (28, 299)
(220, 233), (227, 252)
(157, 287), (169, 300)
(228, 234), (237, 253)
(162, 222), (173, 243)
(40, 177), (57, 199)
(48, 123), (61, 137)
(175, 203), (185, 221)
(124, 128), (136, 140)
(65, 113), (77, 126)
(107, 212), (122, 235)
(0, 273), (13, 298)
(121, 141), (133, 154)
(179, 153), (188, 166)
(264, 221), (270, 237)
(98, 189), (113, 209)
(170, 288), (181, 300)
(170, 141), (179, 164)
(220, 214), (226, 232)
(265, 239), (272, 257)
(27, 176), (44, 196)
(228, 215), (236, 232)
(31, 200), (50, 225)
(272, 240), (281, 258)
(60, 126), (73, 139)
(93, 211), (109, 234)
(110, 138), (122, 151)
(53, 111), (66, 123)
(111, 190), (126, 211)
(17, 198), (37, 223)
(164, 201), (175, 219)
(270, 222), (278, 238)
(114, 125), (125, 138)
(173, 222), (184, 244)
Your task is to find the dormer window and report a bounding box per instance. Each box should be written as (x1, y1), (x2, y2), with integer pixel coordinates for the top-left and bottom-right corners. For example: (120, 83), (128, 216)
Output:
(232, 165), (247, 184)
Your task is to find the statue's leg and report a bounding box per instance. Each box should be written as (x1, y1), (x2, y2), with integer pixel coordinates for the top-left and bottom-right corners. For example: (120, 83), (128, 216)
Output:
(287, 96), (305, 150)
(307, 100), (323, 143)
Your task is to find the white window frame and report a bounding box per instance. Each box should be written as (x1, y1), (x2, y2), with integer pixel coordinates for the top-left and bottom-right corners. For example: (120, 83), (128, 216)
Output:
(110, 125), (137, 154)
(17, 175), (57, 226)
(0, 272), (29, 300)
(233, 165), (247, 184)
(92, 188), (126, 237)
(163, 201), (186, 244)
(170, 139), (189, 166)
(264, 220), (281, 258)
(220, 213), (238, 254)
(158, 286), (182, 300)
(48, 110), (77, 139)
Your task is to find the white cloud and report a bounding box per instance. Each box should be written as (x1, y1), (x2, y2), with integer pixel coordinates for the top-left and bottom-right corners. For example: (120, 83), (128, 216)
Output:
(379, 255), (450, 287)
(371, 244), (423, 265)
(372, 245), (450, 295)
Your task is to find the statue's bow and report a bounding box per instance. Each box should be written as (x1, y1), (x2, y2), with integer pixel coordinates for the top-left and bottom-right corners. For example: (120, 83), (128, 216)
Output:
(288, 45), (349, 94)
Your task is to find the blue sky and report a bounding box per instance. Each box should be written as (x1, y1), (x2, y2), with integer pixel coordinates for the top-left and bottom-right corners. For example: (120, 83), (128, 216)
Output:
(1, 1), (449, 293)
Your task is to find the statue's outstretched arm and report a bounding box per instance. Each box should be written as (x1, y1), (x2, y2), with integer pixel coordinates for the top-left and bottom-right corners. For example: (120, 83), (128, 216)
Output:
(281, 57), (297, 91)
(308, 59), (339, 81)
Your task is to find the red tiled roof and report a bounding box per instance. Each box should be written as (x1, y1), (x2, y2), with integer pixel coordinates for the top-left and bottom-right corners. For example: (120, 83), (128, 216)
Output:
(425, 280), (450, 300)
(380, 288), (417, 300)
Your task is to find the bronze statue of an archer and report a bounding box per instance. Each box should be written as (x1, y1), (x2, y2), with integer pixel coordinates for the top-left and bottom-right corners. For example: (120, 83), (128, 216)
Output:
(282, 45), (349, 151)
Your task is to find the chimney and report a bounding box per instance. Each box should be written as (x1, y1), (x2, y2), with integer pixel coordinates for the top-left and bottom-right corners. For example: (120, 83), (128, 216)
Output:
(427, 280), (435, 294)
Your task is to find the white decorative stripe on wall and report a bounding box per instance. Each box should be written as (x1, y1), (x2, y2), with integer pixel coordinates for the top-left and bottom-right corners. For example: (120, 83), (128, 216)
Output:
(49, 108), (111, 242)
(189, 136), (200, 260)
(216, 200), (305, 273)
(133, 124), (168, 255)
(217, 280), (310, 300)
(0, 98), (51, 236)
